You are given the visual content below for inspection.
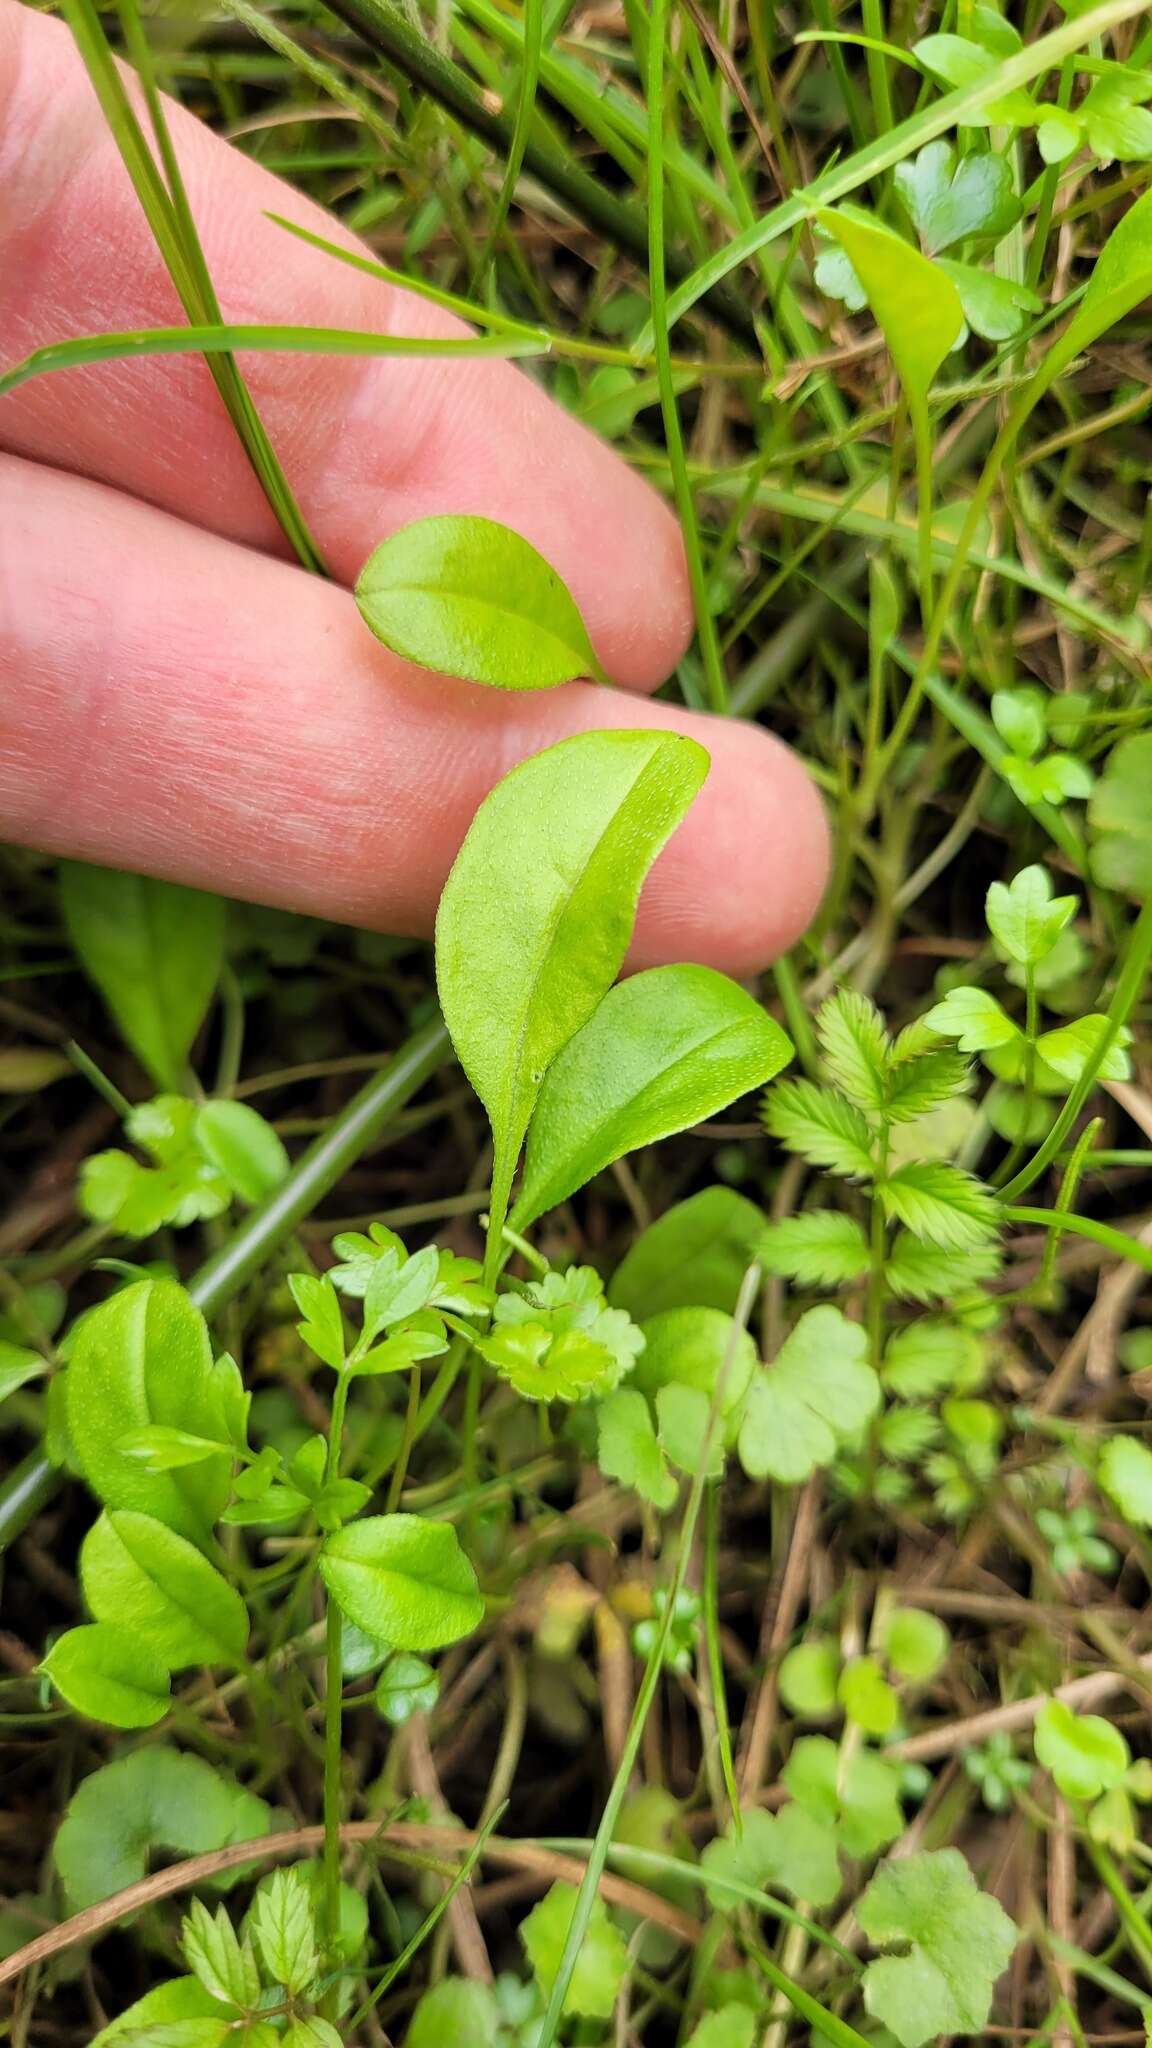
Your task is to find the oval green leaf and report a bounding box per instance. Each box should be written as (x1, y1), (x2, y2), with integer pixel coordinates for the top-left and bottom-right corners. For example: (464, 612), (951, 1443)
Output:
(60, 863), (225, 1091)
(817, 207), (964, 409)
(81, 1509), (249, 1669)
(194, 1099), (290, 1203)
(41, 1622), (171, 1729)
(513, 964), (792, 1229)
(356, 514), (605, 688)
(632, 1306), (758, 1446)
(608, 1185), (768, 1320)
(318, 1514), (484, 1650)
(436, 729), (709, 1268)
(65, 1279), (233, 1541)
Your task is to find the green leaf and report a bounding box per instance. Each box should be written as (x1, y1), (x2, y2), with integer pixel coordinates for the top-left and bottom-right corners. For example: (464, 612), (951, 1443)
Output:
(408, 1981), (500, 2048)
(318, 1514), (484, 1650)
(702, 1803), (841, 1910)
(608, 1186), (767, 1320)
(764, 1079), (875, 1179)
(1099, 1433), (1152, 1527)
(53, 1747), (271, 1909)
(986, 865), (1078, 966)
(282, 2025), (344, 2048)
(41, 1622), (171, 1729)
(858, 1849), (1018, 2048)
(782, 1736), (904, 1858)
(435, 729), (708, 1262)
(816, 990), (890, 1112)
(118, 1424), (233, 1472)
(758, 1211), (871, 1287)
(991, 686), (1047, 759)
(937, 259), (1042, 341)
(362, 1244), (441, 1338)
(657, 1382), (724, 1478)
(287, 1273), (346, 1373)
(880, 1161), (1000, 1250)
(375, 1651), (439, 1724)
(685, 2007), (758, 2048)
(632, 1307), (758, 1442)
(778, 1640), (841, 1720)
(66, 1280), (233, 1540)
(520, 1880), (629, 2018)
(1004, 751), (1093, 808)
(194, 1101), (290, 1204)
(1089, 735), (1152, 898)
(1037, 110), (1083, 163)
(0, 1341), (48, 1403)
(1036, 1014), (1131, 1084)
(60, 863), (225, 1091)
(738, 1305), (880, 1484)
(512, 964), (791, 1229)
(883, 1608), (950, 1682)
(81, 1096), (233, 1237)
(838, 1656), (899, 1737)
(895, 140), (1020, 254)
(181, 1899), (260, 2010)
(1083, 74), (1152, 161)
(817, 208), (964, 411)
(90, 1982), (234, 2048)
(250, 1866), (319, 1994)
(1056, 186), (1152, 372)
(356, 514), (605, 689)
(912, 34), (1037, 123)
(883, 1319), (980, 1398)
(596, 1388), (678, 1510)
(1034, 1698), (1130, 1802)
(922, 985), (1019, 1055)
(885, 1049), (971, 1123)
(81, 1510), (248, 1669)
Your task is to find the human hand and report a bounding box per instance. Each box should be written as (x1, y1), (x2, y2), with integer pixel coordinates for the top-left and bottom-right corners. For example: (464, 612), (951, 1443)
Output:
(0, 1), (828, 973)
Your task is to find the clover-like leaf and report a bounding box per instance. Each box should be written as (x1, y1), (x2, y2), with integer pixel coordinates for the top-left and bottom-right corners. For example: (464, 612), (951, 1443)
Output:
(858, 1848), (1018, 2047)
(1035, 1698), (1130, 1802)
(596, 1388), (678, 1510)
(520, 1880), (629, 2019)
(782, 1735), (904, 1857)
(737, 1305), (880, 1484)
(702, 1803), (841, 1910)
(895, 140), (1020, 254)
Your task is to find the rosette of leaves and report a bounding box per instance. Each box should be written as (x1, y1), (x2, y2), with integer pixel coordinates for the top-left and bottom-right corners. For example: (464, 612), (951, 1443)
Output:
(80, 1093), (289, 1238)
(479, 1264), (644, 1403)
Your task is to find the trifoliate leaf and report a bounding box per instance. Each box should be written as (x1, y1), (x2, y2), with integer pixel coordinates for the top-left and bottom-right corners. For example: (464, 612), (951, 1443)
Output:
(858, 1849), (1018, 2047)
(480, 1267), (644, 1402)
(922, 985), (1020, 1054)
(1099, 1434), (1152, 1527)
(1035, 1699), (1130, 1802)
(520, 1881), (629, 2019)
(894, 139), (1020, 253)
(757, 1211), (871, 1287)
(763, 1080), (875, 1179)
(880, 1162), (1000, 1250)
(701, 1804), (841, 1910)
(737, 1306), (880, 1484)
(986, 865), (1077, 968)
(782, 1736), (904, 1857)
(816, 990), (891, 1111)
(596, 1388), (678, 1510)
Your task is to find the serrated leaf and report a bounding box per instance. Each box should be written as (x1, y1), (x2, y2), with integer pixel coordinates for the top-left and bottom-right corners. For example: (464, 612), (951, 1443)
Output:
(738, 1305), (880, 1484)
(895, 140), (1020, 254)
(986, 865), (1077, 967)
(81, 1510), (248, 1669)
(764, 1079), (875, 1179)
(1099, 1434), (1152, 1527)
(702, 1803), (841, 1910)
(436, 729), (708, 1268)
(887, 1234), (1001, 1307)
(858, 1848), (1018, 2048)
(356, 514), (605, 689)
(54, 1747), (270, 1910)
(883, 1319), (979, 1398)
(596, 1388), (678, 1510)
(885, 1050), (971, 1122)
(782, 1736), (904, 1857)
(758, 1211), (871, 1287)
(319, 1514), (483, 1650)
(608, 1186), (767, 1320)
(881, 1162), (1000, 1250)
(251, 1866), (319, 1994)
(816, 990), (890, 1111)
(520, 1880), (629, 2019)
(181, 1899), (260, 2010)
(41, 1622), (171, 1729)
(512, 965), (791, 1229)
(60, 864), (225, 1091)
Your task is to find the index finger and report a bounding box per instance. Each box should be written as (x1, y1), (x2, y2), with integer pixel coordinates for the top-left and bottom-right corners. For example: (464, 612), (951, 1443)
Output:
(0, 1), (693, 690)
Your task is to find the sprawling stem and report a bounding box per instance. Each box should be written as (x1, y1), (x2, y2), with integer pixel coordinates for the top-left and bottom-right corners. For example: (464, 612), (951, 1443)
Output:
(321, 1369), (353, 1976)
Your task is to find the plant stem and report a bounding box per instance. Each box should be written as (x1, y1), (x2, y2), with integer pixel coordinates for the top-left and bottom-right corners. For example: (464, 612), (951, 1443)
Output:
(321, 1369), (352, 1971)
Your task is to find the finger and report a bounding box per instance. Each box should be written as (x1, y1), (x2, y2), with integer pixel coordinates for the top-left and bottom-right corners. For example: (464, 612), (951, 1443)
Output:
(0, 1), (691, 692)
(1, 456), (828, 975)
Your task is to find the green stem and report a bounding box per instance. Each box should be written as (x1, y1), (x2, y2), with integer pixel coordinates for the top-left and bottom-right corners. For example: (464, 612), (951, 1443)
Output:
(1007, 1207), (1152, 1276)
(703, 1483), (740, 1831)
(321, 1369), (352, 1967)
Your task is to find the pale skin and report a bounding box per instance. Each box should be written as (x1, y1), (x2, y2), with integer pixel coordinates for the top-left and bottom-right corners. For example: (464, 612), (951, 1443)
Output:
(0, 1), (830, 976)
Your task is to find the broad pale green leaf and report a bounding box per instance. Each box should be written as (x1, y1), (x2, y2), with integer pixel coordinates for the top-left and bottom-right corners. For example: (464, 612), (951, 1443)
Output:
(520, 1880), (629, 2019)
(513, 964), (791, 1228)
(408, 1980), (500, 2048)
(858, 1849), (1019, 2048)
(436, 729), (708, 1260)
(991, 686), (1047, 758)
(1036, 1014), (1131, 1084)
(608, 1186), (767, 1320)
(66, 1280), (233, 1540)
(356, 514), (605, 689)
(1089, 734), (1152, 897)
(778, 1640), (841, 1720)
(194, 1100), (290, 1204)
(1035, 1698), (1130, 1801)
(318, 1514), (483, 1650)
(986, 865), (1077, 966)
(60, 863), (225, 1090)
(41, 1622), (171, 1729)
(91, 1981), (233, 2048)
(817, 208), (964, 412)
(702, 1802), (841, 1910)
(737, 1306), (880, 1484)
(375, 1652), (439, 1724)
(1099, 1433), (1152, 1526)
(895, 140), (1020, 254)
(922, 985), (1019, 1053)
(81, 1510), (248, 1669)
(685, 2007), (757, 2048)
(54, 1748), (271, 1909)
(632, 1307), (758, 1444)
(783, 1736), (904, 1858)
(596, 1387), (678, 1509)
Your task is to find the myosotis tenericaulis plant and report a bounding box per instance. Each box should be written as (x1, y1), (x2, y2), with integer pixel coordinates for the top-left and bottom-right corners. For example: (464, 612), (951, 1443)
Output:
(4, 1), (1152, 2042)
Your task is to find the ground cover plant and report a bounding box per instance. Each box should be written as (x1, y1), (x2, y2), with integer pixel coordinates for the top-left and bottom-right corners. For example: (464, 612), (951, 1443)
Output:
(2, 0), (1152, 2043)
